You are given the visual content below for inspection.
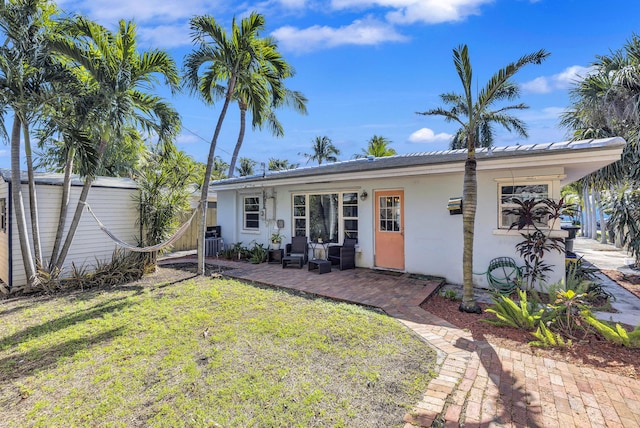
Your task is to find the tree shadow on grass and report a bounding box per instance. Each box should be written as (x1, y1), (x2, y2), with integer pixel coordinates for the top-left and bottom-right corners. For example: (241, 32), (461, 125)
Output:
(0, 298), (135, 351)
(0, 326), (126, 385)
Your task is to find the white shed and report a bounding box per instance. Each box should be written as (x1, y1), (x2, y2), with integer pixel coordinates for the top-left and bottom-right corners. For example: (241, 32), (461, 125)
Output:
(0, 169), (140, 292)
(211, 137), (625, 289)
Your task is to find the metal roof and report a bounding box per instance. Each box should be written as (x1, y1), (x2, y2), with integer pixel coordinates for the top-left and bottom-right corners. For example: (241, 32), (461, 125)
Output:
(211, 137), (626, 187)
(0, 169), (138, 189)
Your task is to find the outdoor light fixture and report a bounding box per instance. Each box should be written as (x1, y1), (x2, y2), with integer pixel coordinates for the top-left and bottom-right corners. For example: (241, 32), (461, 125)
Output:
(360, 190), (368, 201)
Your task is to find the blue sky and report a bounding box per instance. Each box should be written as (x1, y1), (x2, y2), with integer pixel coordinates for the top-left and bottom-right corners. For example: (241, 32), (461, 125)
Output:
(3, 0), (639, 171)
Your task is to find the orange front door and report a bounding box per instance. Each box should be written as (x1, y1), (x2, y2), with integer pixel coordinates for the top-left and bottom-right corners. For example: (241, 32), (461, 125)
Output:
(374, 190), (404, 270)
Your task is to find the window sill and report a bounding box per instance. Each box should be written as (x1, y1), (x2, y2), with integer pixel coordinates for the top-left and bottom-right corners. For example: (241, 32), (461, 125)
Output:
(493, 228), (568, 238)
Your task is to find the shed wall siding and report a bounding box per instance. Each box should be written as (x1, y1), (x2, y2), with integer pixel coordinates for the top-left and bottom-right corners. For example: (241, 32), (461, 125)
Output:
(9, 183), (139, 289)
(0, 181), (9, 286)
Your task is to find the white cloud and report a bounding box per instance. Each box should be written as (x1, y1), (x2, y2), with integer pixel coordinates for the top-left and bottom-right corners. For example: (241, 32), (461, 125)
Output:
(520, 107), (566, 122)
(331, 0), (493, 24)
(58, 0), (211, 23)
(521, 65), (593, 94)
(138, 24), (192, 49)
(408, 128), (451, 143)
(176, 132), (205, 145)
(277, 0), (308, 7)
(271, 17), (408, 52)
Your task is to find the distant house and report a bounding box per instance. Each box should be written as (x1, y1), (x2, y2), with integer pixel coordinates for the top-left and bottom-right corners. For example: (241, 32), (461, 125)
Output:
(212, 138), (625, 288)
(0, 170), (140, 292)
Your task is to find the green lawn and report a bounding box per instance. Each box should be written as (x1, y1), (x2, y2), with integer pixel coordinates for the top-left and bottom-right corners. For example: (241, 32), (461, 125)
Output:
(0, 270), (437, 427)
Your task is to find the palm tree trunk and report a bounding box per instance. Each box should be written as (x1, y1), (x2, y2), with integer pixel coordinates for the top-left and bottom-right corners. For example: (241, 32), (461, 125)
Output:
(589, 189), (598, 240)
(49, 152), (74, 270)
(198, 75), (238, 275)
(460, 158), (481, 313)
(54, 139), (108, 269)
(582, 185), (591, 237)
(594, 190), (607, 244)
(227, 104), (247, 178)
(23, 121), (43, 267)
(10, 115), (36, 286)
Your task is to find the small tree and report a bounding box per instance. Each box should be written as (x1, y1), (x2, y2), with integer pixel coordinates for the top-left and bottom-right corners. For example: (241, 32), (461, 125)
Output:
(136, 148), (201, 267)
(505, 198), (565, 289)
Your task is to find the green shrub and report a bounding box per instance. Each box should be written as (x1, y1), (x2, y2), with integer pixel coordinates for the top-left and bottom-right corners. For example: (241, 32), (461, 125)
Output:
(439, 289), (461, 301)
(529, 322), (571, 348)
(249, 243), (268, 264)
(484, 289), (543, 330)
(581, 311), (640, 348)
(546, 289), (590, 339)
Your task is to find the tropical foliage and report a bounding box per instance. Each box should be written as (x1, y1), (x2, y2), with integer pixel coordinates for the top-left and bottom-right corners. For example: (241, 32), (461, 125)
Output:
(184, 12), (290, 274)
(136, 148), (201, 265)
(0, 1), (181, 289)
(268, 157), (298, 171)
(300, 135), (340, 165)
(236, 157), (257, 177)
(562, 34), (640, 265)
(355, 135), (396, 158)
(418, 44), (549, 313)
(505, 198), (565, 289)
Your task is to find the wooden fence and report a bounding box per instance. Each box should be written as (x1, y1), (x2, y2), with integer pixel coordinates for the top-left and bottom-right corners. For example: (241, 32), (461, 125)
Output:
(171, 208), (217, 251)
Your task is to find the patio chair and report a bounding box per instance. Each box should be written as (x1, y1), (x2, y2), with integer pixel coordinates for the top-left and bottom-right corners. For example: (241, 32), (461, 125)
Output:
(327, 238), (356, 270)
(283, 236), (308, 268)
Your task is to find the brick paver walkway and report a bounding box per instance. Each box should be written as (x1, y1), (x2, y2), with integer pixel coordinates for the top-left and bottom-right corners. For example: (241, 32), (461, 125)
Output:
(160, 255), (640, 427)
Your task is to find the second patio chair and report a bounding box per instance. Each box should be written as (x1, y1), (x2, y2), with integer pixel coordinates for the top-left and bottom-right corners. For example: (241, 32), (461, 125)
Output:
(328, 238), (356, 270)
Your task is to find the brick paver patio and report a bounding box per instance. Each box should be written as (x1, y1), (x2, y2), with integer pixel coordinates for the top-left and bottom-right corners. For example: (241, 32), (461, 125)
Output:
(160, 255), (640, 427)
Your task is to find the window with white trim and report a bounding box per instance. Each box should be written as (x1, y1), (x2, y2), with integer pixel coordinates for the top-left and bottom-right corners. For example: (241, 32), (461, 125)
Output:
(498, 182), (550, 229)
(243, 196), (260, 230)
(291, 192), (358, 242)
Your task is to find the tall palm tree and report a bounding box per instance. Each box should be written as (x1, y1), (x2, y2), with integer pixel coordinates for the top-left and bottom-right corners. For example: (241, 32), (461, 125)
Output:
(418, 45), (549, 313)
(183, 12), (270, 275)
(355, 135), (397, 158)
(300, 135), (340, 165)
(0, 0), (63, 283)
(226, 35), (307, 177)
(49, 17), (180, 270)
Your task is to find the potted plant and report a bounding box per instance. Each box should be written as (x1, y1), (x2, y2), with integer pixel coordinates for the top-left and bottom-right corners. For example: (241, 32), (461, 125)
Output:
(270, 233), (284, 250)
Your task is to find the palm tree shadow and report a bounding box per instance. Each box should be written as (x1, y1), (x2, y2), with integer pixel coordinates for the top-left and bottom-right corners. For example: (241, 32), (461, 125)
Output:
(0, 327), (126, 383)
(0, 298), (135, 350)
(454, 334), (541, 428)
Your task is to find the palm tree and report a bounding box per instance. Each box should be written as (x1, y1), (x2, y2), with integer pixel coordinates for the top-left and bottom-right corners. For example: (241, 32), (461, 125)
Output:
(49, 17), (180, 270)
(184, 12), (268, 275)
(300, 136), (340, 165)
(0, 0), (64, 283)
(439, 91), (529, 150)
(355, 135), (397, 158)
(236, 157), (257, 176)
(268, 157), (298, 171)
(418, 45), (549, 313)
(561, 35), (640, 251)
(226, 35), (307, 177)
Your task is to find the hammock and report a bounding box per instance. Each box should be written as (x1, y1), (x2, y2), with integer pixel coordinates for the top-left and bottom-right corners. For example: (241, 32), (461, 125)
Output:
(82, 201), (201, 253)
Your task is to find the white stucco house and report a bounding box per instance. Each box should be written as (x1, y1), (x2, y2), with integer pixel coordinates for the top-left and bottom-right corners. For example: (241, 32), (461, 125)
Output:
(0, 170), (140, 292)
(211, 137), (625, 288)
